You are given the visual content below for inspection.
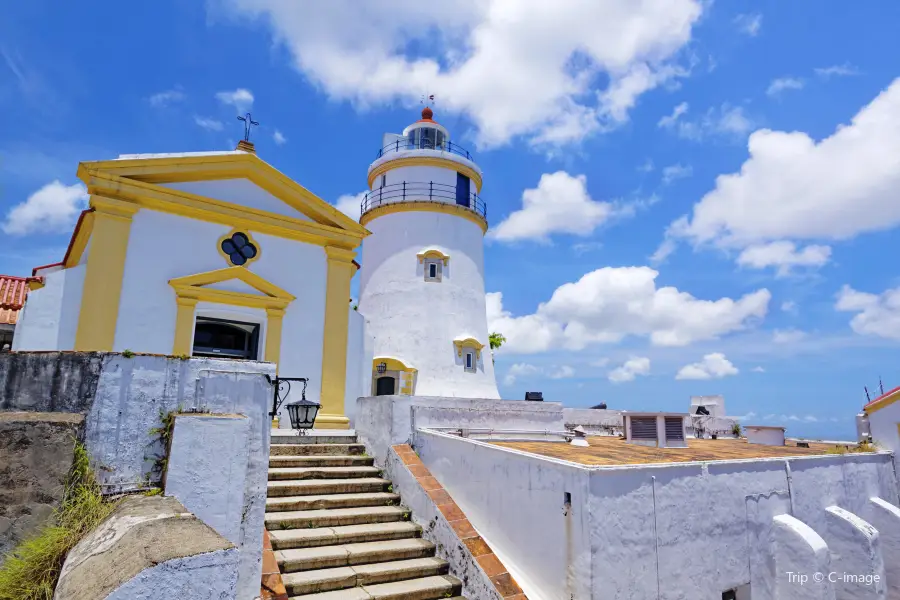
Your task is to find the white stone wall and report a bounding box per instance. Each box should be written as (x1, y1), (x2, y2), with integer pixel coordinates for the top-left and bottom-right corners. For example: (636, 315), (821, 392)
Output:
(13, 265), (84, 351)
(413, 428), (900, 600)
(869, 402), (900, 473)
(359, 210), (499, 399)
(344, 308), (373, 427)
(81, 354), (273, 600)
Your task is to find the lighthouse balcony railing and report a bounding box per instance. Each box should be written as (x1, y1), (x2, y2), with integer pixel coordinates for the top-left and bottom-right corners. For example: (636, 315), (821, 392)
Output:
(376, 139), (474, 161)
(361, 182), (487, 220)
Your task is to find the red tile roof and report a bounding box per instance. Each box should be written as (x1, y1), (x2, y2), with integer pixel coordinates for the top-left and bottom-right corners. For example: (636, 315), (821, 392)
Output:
(0, 276), (29, 325)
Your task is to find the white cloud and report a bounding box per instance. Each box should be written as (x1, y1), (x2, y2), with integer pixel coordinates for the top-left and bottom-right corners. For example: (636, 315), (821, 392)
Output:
(194, 116), (224, 131)
(659, 103), (753, 141)
(766, 77), (804, 97)
(835, 284), (900, 340)
(148, 88), (185, 107)
(489, 172), (614, 243)
(781, 301), (797, 313)
(664, 78), (900, 266)
(608, 357), (650, 383)
(549, 365), (575, 379)
(657, 101), (689, 128)
(637, 159), (655, 173)
(486, 267), (770, 354)
(273, 130), (287, 145)
(734, 13), (762, 37)
(675, 352), (738, 380)
(772, 328), (807, 344)
(215, 0), (704, 147)
(591, 358), (610, 368)
(662, 163), (692, 184)
(752, 366), (765, 373)
(333, 191), (366, 221)
(215, 88), (254, 112)
(736, 241), (832, 276)
(503, 362), (541, 386)
(2, 181), (88, 236)
(815, 63), (860, 79)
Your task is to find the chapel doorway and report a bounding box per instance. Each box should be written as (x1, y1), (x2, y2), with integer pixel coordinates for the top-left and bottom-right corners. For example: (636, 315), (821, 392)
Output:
(192, 317), (260, 360)
(375, 376), (396, 396)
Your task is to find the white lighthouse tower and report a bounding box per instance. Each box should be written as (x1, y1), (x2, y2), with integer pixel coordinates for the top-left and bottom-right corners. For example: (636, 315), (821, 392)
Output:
(358, 107), (500, 399)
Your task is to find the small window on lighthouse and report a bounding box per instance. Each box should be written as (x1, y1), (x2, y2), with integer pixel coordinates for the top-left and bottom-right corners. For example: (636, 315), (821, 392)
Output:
(464, 349), (476, 373)
(424, 259), (442, 282)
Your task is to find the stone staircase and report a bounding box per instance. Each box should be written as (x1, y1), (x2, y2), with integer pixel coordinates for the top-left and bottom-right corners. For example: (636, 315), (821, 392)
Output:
(266, 431), (465, 599)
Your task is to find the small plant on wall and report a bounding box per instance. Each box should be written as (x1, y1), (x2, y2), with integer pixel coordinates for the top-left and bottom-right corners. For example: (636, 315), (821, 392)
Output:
(489, 332), (505, 364)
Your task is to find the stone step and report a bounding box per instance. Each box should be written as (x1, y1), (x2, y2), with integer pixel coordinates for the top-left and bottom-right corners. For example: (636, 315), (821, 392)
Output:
(269, 521), (422, 551)
(266, 505), (409, 530)
(268, 478), (390, 497)
(289, 575), (462, 600)
(267, 492), (400, 513)
(271, 443), (367, 457)
(282, 557), (449, 595)
(277, 538), (435, 573)
(270, 455), (375, 468)
(271, 433), (358, 445)
(269, 466), (382, 481)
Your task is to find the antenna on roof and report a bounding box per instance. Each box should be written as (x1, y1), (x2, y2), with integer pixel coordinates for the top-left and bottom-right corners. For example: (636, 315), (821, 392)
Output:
(879, 376), (884, 396)
(865, 385), (871, 402)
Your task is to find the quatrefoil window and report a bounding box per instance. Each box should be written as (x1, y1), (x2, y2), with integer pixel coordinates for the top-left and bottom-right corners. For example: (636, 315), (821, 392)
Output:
(220, 232), (258, 266)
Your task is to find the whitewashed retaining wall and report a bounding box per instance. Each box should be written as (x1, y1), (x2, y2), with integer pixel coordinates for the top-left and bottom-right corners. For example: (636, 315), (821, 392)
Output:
(413, 428), (900, 600)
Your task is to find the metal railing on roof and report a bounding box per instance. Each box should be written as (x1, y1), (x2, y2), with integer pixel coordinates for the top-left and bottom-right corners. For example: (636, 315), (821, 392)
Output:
(361, 181), (487, 220)
(376, 139), (474, 161)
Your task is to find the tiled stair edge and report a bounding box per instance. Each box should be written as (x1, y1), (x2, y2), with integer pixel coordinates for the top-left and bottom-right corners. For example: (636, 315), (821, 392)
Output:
(260, 529), (288, 600)
(386, 444), (527, 600)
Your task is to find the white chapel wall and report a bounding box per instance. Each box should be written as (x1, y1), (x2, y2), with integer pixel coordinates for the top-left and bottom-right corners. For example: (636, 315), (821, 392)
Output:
(13, 265), (85, 351)
(112, 208), (329, 401)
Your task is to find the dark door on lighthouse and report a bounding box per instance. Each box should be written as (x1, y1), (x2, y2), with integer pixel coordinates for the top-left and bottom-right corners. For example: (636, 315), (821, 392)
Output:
(375, 376), (396, 396)
(456, 173), (471, 208)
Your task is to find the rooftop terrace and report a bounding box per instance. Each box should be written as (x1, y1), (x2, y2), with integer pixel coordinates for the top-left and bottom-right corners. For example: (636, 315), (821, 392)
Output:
(493, 436), (861, 466)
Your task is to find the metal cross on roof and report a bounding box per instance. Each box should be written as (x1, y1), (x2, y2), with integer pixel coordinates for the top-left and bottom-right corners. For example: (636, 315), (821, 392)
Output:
(237, 113), (259, 141)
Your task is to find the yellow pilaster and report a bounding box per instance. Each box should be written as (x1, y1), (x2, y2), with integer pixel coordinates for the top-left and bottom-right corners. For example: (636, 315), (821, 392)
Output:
(316, 246), (356, 429)
(172, 297), (198, 355)
(265, 308), (285, 369)
(74, 196), (139, 351)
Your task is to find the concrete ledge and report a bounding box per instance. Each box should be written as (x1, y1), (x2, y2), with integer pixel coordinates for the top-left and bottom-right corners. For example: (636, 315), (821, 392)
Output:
(385, 444), (524, 600)
(55, 495), (238, 600)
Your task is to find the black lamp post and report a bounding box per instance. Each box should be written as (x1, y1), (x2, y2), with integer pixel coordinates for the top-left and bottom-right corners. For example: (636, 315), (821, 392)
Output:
(376, 362), (387, 374)
(265, 375), (320, 435)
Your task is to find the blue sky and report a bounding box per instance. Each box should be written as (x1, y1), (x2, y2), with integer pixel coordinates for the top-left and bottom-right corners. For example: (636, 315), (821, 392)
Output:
(3, 1), (900, 439)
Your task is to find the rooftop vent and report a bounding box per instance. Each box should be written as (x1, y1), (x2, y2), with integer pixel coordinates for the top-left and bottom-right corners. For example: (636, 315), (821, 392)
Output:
(744, 426), (785, 446)
(592, 402), (608, 410)
(525, 392), (543, 402)
(623, 412), (688, 448)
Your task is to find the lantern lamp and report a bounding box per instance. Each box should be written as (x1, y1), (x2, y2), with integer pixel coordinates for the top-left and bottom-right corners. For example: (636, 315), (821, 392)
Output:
(286, 398), (320, 434)
(376, 362), (388, 374)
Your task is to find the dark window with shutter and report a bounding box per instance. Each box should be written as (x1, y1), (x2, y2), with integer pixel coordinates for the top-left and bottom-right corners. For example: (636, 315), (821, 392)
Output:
(665, 417), (685, 441)
(631, 417), (657, 440)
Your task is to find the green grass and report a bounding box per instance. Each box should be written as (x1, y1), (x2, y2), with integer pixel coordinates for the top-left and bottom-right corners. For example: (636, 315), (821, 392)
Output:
(825, 440), (878, 455)
(0, 443), (118, 600)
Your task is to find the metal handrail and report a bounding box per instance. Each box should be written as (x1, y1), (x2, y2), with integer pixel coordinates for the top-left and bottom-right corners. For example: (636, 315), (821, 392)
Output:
(361, 181), (487, 220)
(376, 139), (474, 161)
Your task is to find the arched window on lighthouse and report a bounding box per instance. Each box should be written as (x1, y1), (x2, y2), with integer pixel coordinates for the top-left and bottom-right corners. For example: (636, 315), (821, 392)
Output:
(424, 259), (442, 282)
